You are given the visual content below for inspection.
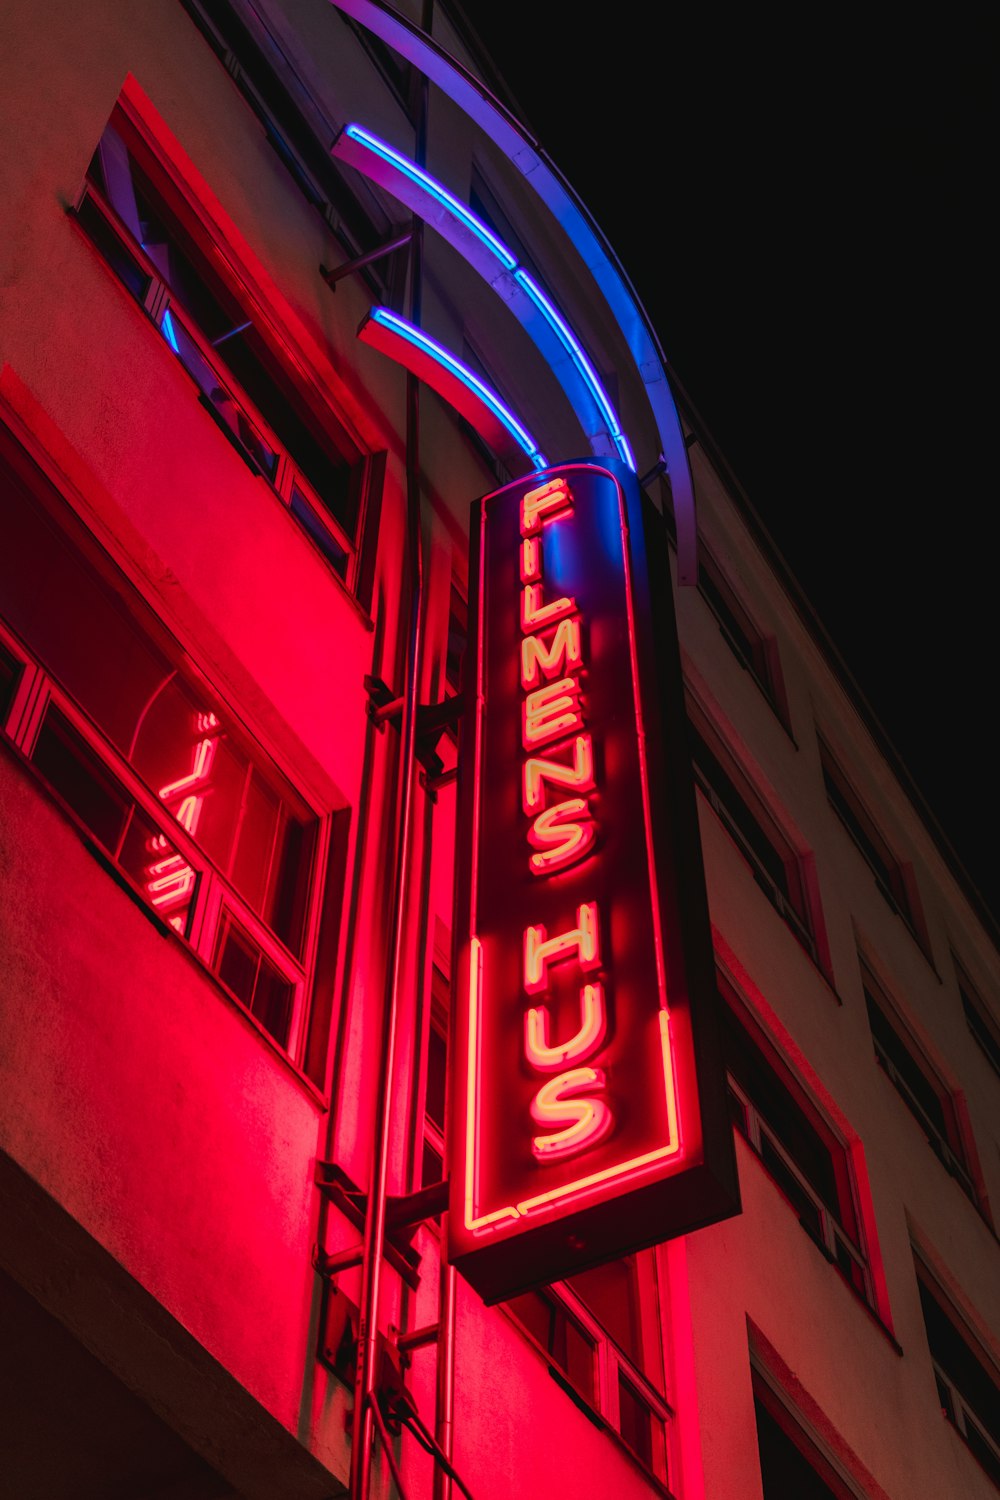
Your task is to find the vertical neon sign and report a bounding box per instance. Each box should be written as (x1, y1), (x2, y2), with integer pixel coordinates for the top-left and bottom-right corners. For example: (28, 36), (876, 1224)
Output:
(449, 460), (739, 1302)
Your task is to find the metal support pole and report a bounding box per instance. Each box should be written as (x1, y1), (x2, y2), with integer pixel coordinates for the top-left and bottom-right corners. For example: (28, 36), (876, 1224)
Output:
(350, 19), (431, 1493)
(321, 229), (414, 288)
(432, 1261), (457, 1500)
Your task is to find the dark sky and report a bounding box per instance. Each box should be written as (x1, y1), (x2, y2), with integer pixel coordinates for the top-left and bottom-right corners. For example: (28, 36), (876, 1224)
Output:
(458, 6), (997, 923)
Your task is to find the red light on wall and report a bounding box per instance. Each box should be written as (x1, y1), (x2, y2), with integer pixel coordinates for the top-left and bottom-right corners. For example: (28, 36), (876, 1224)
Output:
(449, 460), (740, 1302)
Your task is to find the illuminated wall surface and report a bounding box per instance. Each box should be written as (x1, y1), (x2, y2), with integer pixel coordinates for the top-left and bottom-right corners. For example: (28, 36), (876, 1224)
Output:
(1, 3), (998, 1499)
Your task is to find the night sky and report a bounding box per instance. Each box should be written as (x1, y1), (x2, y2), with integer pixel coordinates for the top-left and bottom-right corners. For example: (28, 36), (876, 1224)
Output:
(457, 6), (996, 923)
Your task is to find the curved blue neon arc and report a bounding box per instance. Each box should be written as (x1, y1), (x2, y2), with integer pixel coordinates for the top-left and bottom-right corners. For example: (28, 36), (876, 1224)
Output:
(513, 269), (633, 469)
(341, 124), (635, 472)
(343, 124), (518, 271)
(370, 308), (548, 470)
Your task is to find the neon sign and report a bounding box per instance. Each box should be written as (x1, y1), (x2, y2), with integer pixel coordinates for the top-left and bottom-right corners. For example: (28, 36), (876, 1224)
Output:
(449, 460), (739, 1302)
(143, 711), (219, 933)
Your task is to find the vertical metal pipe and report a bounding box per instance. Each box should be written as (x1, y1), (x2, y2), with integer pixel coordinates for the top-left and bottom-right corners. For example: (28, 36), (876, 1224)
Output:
(432, 1261), (457, 1500)
(350, 12), (432, 1494)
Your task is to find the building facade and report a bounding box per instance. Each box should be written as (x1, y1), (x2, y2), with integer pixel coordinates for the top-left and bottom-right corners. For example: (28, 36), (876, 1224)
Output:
(1, 3), (998, 1497)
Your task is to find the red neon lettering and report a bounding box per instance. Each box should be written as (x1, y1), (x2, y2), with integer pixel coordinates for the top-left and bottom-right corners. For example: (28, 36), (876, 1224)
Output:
(520, 477), (573, 536)
(527, 798), (595, 874)
(522, 677), (583, 749)
(146, 854), (196, 908)
(521, 617), (582, 690)
(530, 1067), (611, 1159)
(523, 902), (600, 994)
(174, 793), (204, 836)
(522, 734), (594, 814)
(158, 737), (217, 800)
(524, 982), (607, 1071)
(521, 583), (576, 632)
(520, 536), (541, 583)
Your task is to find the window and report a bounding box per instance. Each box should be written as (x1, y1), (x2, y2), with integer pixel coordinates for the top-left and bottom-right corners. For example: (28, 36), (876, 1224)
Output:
(76, 102), (374, 591)
(862, 965), (978, 1203)
(0, 436), (329, 1066)
(955, 960), (1000, 1082)
(819, 740), (924, 942)
(697, 545), (787, 721)
(753, 1369), (861, 1499)
(916, 1266), (1000, 1486)
(507, 1255), (673, 1488)
(689, 718), (816, 959)
(721, 983), (874, 1308)
(179, 0), (397, 295)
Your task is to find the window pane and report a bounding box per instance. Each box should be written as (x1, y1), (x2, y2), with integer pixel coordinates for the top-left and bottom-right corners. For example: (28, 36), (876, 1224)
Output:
(257, 798), (315, 955)
(221, 336), (354, 522)
(554, 1313), (597, 1406)
(131, 681), (313, 954)
(0, 642), (20, 723)
(698, 554), (772, 695)
(424, 1019), (448, 1135)
(507, 1290), (554, 1354)
(964, 1413), (1000, 1487)
(569, 1257), (645, 1374)
(723, 1007), (843, 1216)
(121, 811), (196, 938)
(618, 1371), (661, 1474)
(32, 706), (130, 853)
(960, 984), (1000, 1077)
(77, 193), (152, 305)
(865, 990), (952, 1144)
(214, 911), (295, 1046)
(755, 1398), (843, 1500)
(291, 485), (350, 577)
(166, 316), (279, 479)
(1, 472), (175, 756)
(919, 1282), (1000, 1451)
(760, 1133), (825, 1244)
(690, 728), (802, 920)
(30, 705), (197, 936)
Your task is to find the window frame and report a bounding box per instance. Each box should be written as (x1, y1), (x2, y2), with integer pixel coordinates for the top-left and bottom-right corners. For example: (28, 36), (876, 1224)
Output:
(720, 979), (876, 1312)
(954, 957), (1000, 1083)
(861, 961), (979, 1206)
(915, 1257), (1000, 1487)
(696, 543), (789, 727)
(178, 0), (402, 298)
(73, 100), (379, 602)
(505, 1255), (675, 1493)
(819, 738), (927, 950)
(751, 1354), (866, 1499)
(689, 711), (817, 960)
(0, 499), (331, 1076)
